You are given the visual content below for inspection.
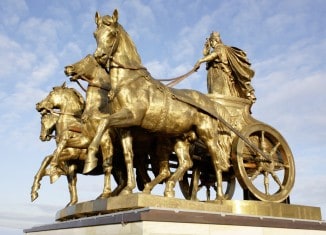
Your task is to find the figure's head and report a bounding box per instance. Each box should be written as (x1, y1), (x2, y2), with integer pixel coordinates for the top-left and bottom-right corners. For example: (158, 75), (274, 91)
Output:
(209, 31), (222, 47)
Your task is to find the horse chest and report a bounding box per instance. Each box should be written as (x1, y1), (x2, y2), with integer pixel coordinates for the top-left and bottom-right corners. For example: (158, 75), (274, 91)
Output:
(139, 92), (167, 132)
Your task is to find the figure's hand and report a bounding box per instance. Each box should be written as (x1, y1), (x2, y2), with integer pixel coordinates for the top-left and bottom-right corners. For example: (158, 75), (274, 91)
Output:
(204, 39), (210, 49)
(194, 61), (201, 71)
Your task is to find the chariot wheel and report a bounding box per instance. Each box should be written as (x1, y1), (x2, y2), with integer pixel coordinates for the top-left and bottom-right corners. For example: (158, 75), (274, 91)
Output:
(232, 123), (295, 202)
(179, 165), (236, 201)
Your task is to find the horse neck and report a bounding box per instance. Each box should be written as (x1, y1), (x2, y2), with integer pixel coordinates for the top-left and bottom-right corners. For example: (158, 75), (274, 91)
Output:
(111, 27), (143, 69)
(42, 115), (58, 137)
(57, 93), (83, 117)
(85, 86), (110, 114)
(56, 114), (80, 137)
(110, 40), (149, 88)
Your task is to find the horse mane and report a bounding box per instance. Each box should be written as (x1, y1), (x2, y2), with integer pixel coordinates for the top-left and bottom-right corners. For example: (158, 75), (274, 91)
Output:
(116, 23), (143, 67)
(55, 86), (84, 115)
(69, 87), (85, 114)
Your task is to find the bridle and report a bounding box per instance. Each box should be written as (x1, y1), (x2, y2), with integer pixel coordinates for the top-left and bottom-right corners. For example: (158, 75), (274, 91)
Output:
(96, 23), (196, 87)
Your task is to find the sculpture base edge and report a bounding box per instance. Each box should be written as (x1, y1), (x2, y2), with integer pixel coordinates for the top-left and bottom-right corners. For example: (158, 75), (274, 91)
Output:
(55, 193), (321, 221)
(24, 206), (326, 235)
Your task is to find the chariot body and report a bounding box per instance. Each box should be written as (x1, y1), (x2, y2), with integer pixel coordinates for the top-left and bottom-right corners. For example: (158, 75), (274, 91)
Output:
(177, 94), (295, 203)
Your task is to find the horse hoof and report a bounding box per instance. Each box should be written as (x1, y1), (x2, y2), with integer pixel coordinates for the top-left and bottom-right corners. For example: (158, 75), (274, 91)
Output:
(31, 192), (38, 202)
(50, 173), (60, 184)
(164, 190), (175, 198)
(65, 201), (77, 207)
(215, 194), (227, 201)
(83, 162), (97, 174)
(97, 192), (111, 199)
(142, 189), (151, 194)
(119, 189), (132, 196)
(83, 160), (98, 174)
(142, 184), (151, 194)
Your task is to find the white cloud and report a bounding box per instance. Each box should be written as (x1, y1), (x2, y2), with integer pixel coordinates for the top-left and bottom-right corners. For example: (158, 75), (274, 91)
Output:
(0, 0), (28, 28)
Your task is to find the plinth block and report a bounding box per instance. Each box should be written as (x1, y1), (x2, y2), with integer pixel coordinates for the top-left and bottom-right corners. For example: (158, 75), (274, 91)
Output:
(25, 207), (326, 235)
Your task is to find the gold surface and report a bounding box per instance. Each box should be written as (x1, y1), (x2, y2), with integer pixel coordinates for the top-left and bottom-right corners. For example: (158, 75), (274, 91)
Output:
(56, 193), (321, 221)
(33, 8), (297, 213)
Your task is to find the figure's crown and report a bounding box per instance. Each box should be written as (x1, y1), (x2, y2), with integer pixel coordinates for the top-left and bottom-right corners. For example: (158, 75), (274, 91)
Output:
(210, 31), (220, 39)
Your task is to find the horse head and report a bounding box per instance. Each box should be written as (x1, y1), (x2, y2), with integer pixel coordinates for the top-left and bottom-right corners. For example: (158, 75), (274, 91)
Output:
(36, 82), (85, 117)
(64, 54), (110, 88)
(65, 54), (100, 81)
(93, 9), (142, 70)
(40, 112), (58, 141)
(36, 82), (67, 113)
(93, 10), (119, 67)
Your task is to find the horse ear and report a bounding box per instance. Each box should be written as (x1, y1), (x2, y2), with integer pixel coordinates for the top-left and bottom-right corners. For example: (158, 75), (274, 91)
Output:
(95, 11), (101, 26)
(112, 9), (118, 22)
(61, 82), (66, 88)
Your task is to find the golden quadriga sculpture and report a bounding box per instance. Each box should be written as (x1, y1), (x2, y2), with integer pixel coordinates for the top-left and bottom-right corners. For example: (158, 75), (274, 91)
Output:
(31, 9), (296, 214)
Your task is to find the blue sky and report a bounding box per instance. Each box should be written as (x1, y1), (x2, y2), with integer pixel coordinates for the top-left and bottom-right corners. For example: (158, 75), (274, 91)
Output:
(0, 0), (325, 234)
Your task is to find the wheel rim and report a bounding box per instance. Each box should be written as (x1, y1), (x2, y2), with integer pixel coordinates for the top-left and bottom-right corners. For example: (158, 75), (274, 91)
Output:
(232, 123), (295, 202)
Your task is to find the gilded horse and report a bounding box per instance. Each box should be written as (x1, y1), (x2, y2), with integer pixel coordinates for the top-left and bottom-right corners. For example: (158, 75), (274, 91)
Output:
(64, 54), (196, 196)
(35, 84), (125, 200)
(87, 9), (232, 199)
(31, 111), (128, 206)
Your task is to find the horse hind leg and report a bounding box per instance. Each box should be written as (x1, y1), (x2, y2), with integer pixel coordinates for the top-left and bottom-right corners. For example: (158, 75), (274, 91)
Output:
(119, 130), (136, 195)
(196, 120), (231, 200)
(143, 140), (171, 194)
(97, 132), (114, 199)
(66, 164), (78, 207)
(206, 138), (230, 200)
(164, 138), (193, 198)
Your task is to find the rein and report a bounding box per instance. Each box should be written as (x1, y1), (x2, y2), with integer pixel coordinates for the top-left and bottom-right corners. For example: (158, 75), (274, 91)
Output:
(110, 57), (197, 87)
(43, 108), (81, 119)
(101, 27), (196, 87)
(164, 67), (197, 87)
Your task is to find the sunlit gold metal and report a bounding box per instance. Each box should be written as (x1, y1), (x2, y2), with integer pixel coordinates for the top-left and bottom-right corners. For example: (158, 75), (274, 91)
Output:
(195, 32), (256, 102)
(31, 8), (299, 218)
(55, 194), (322, 222)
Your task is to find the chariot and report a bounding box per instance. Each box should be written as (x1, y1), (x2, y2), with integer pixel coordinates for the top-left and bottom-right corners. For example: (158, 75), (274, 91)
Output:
(176, 94), (295, 203)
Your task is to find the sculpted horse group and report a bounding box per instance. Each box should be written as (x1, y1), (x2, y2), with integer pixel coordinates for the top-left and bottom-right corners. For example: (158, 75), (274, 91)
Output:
(84, 9), (231, 199)
(32, 9), (233, 204)
(32, 84), (129, 206)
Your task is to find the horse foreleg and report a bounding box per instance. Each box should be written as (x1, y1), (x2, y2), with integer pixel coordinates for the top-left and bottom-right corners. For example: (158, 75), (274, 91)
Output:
(66, 164), (78, 207)
(84, 118), (109, 173)
(164, 139), (192, 198)
(119, 130), (136, 195)
(31, 155), (53, 202)
(49, 133), (70, 183)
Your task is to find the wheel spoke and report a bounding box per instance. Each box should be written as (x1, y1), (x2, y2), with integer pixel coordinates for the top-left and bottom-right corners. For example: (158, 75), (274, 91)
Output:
(262, 171), (268, 195)
(270, 142), (280, 156)
(250, 167), (262, 182)
(270, 171), (283, 189)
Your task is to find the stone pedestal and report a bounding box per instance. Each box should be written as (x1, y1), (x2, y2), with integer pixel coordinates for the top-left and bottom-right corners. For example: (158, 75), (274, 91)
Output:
(24, 194), (325, 235)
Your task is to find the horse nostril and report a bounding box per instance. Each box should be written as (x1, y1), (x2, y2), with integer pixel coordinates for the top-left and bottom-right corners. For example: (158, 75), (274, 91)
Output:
(64, 66), (74, 76)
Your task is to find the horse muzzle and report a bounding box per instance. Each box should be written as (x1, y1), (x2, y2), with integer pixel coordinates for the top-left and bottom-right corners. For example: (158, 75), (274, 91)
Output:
(64, 65), (76, 76)
(39, 134), (51, 142)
